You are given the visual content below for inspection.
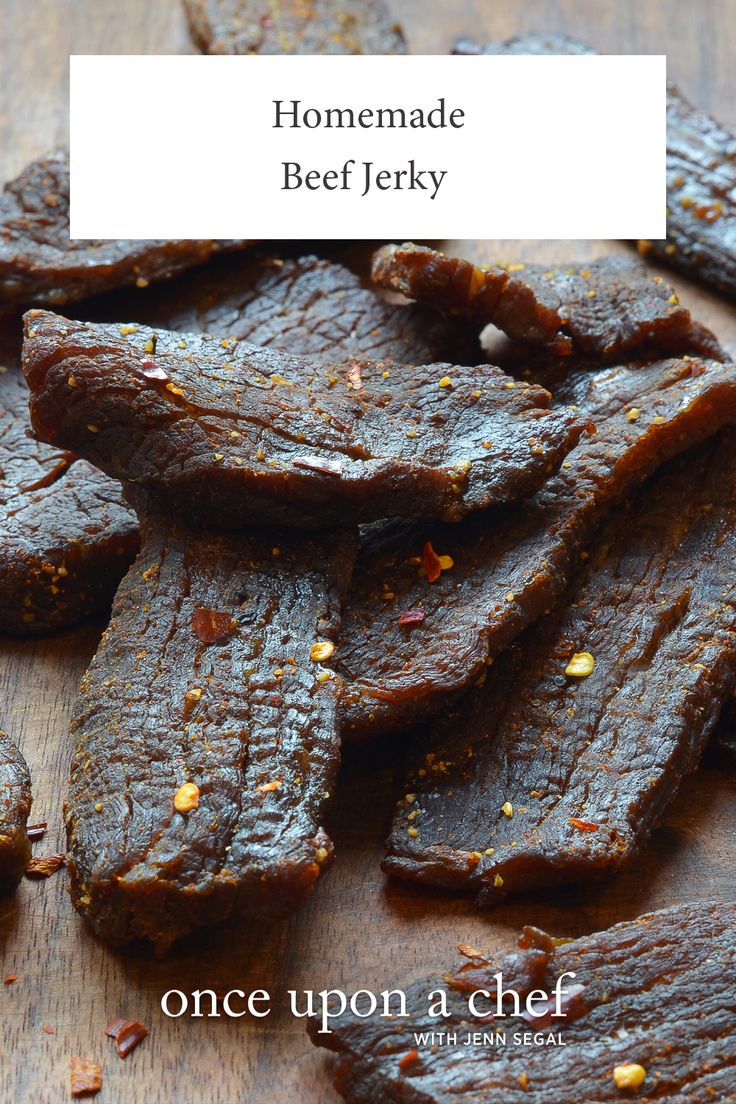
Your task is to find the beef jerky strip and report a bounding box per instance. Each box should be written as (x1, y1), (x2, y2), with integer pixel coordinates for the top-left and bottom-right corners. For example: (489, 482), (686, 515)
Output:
(371, 245), (694, 359)
(111, 253), (480, 365)
(385, 430), (736, 899)
(0, 148), (251, 307)
(456, 34), (736, 302)
(23, 312), (587, 529)
(0, 730), (31, 892)
(310, 901), (736, 1104)
(338, 354), (736, 738)
(0, 366), (137, 636)
(184, 0), (405, 55)
(639, 86), (736, 298)
(66, 497), (355, 948)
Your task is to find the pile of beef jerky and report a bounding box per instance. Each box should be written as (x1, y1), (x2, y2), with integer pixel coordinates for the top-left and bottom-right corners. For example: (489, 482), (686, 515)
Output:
(1, 10), (736, 1102)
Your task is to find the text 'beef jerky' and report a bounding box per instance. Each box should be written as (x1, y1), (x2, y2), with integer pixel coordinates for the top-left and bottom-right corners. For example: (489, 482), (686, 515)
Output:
(0, 366), (138, 636)
(66, 500), (355, 949)
(310, 901), (736, 1104)
(371, 244), (693, 358)
(23, 311), (588, 529)
(338, 354), (736, 738)
(385, 430), (736, 900)
(0, 730), (31, 892)
(0, 148), (251, 307)
(184, 0), (406, 55)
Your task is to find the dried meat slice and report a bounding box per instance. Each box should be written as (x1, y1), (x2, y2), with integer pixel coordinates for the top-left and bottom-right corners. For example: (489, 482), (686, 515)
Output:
(371, 244), (694, 358)
(338, 355), (736, 738)
(310, 901), (736, 1104)
(0, 148), (251, 307)
(0, 366), (138, 635)
(184, 0), (406, 55)
(0, 730), (31, 892)
(66, 498), (355, 948)
(23, 311), (588, 529)
(384, 430), (736, 899)
(640, 86), (736, 299)
(108, 252), (479, 365)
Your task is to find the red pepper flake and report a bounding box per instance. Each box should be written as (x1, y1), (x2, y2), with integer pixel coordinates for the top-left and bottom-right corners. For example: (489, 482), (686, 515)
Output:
(398, 1048), (420, 1073)
(138, 359), (169, 382)
(105, 1018), (149, 1058)
(70, 1056), (102, 1097)
(292, 455), (343, 477)
(192, 607), (233, 645)
(257, 779), (283, 794)
(568, 818), (599, 832)
(26, 852), (65, 878)
(399, 608), (426, 626)
(423, 541), (442, 583)
(3, 974), (17, 985)
(42, 1024), (56, 1035)
(27, 822), (48, 842)
(346, 362), (364, 390)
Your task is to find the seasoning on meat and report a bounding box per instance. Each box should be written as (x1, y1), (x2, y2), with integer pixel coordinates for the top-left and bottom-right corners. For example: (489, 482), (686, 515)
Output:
(0, 147), (251, 307)
(65, 498), (355, 949)
(110, 253), (479, 366)
(384, 431), (736, 899)
(184, 0), (406, 55)
(0, 365), (138, 636)
(23, 311), (588, 529)
(338, 354), (736, 737)
(309, 901), (736, 1104)
(371, 244), (699, 358)
(0, 730), (31, 892)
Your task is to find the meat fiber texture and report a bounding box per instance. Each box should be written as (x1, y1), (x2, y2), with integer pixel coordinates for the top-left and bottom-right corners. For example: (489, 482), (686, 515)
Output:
(385, 429), (736, 900)
(309, 901), (736, 1104)
(107, 252), (480, 366)
(0, 148), (251, 307)
(0, 730), (31, 892)
(66, 497), (356, 949)
(0, 365), (138, 635)
(337, 354), (736, 738)
(371, 245), (697, 358)
(23, 311), (588, 529)
(184, 0), (406, 55)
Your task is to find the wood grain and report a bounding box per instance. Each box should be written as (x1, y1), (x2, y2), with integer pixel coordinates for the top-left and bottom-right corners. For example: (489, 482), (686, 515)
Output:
(1, 2), (735, 1102)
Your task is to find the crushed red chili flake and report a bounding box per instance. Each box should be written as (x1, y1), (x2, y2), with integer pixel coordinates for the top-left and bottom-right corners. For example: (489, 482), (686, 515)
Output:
(3, 974), (17, 985)
(292, 455), (343, 477)
(192, 607), (233, 645)
(568, 818), (599, 832)
(26, 853), (65, 878)
(138, 359), (169, 382)
(26, 822), (48, 842)
(399, 608), (426, 625)
(346, 363), (364, 390)
(398, 1048), (420, 1072)
(70, 1056), (102, 1097)
(423, 541), (443, 584)
(42, 1024), (55, 1035)
(105, 1018), (149, 1058)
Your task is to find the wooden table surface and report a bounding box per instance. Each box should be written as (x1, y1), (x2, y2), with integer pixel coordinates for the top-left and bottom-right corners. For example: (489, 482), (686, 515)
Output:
(1, 2), (735, 1102)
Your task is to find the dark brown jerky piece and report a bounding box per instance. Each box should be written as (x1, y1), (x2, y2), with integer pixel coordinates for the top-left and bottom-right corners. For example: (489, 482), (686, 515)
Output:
(338, 355), (736, 738)
(184, 0), (405, 55)
(384, 431), (736, 899)
(113, 253), (479, 366)
(372, 244), (694, 358)
(0, 148), (250, 307)
(65, 500), (355, 948)
(23, 311), (587, 529)
(310, 901), (736, 1104)
(0, 366), (138, 636)
(0, 730), (31, 892)
(639, 86), (736, 299)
